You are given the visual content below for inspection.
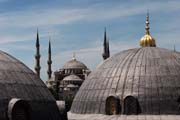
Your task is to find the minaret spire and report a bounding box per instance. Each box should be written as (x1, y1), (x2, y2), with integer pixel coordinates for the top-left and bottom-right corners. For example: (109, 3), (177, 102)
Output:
(35, 29), (41, 77)
(47, 39), (52, 79)
(145, 11), (150, 35)
(140, 11), (156, 47)
(102, 27), (110, 60)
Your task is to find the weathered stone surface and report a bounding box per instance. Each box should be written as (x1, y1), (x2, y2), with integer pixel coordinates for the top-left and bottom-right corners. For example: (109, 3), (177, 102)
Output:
(0, 50), (61, 120)
(68, 112), (180, 120)
(70, 47), (180, 119)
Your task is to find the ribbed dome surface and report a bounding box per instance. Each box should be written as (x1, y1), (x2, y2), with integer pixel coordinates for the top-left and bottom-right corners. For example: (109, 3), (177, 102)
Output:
(71, 47), (180, 115)
(0, 50), (61, 120)
(62, 59), (87, 69)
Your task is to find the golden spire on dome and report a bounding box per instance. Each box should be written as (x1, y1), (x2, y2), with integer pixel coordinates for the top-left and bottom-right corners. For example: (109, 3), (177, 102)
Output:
(140, 11), (156, 47)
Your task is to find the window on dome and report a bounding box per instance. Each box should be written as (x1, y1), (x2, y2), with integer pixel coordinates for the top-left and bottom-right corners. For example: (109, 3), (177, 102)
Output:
(123, 96), (141, 115)
(105, 96), (121, 115)
(177, 96), (180, 110)
(8, 98), (30, 120)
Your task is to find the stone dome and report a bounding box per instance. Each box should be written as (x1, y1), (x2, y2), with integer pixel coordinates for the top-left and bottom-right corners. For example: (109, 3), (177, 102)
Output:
(0, 50), (61, 120)
(70, 47), (180, 115)
(62, 58), (87, 70)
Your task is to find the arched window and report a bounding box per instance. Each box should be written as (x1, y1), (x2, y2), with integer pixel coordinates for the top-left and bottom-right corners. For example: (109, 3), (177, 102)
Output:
(8, 98), (31, 120)
(105, 96), (121, 115)
(177, 96), (180, 110)
(123, 96), (141, 115)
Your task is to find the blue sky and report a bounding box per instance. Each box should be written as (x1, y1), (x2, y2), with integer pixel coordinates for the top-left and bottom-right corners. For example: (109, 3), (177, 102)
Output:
(0, 0), (179, 81)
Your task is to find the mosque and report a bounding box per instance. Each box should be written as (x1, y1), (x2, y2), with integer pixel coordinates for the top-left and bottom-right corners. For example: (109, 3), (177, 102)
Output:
(44, 37), (91, 111)
(0, 11), (178, 120)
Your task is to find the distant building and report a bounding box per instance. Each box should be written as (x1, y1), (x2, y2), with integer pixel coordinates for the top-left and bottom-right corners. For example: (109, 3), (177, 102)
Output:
(46, 54), (90, 111)
(54, 55), (90, 96)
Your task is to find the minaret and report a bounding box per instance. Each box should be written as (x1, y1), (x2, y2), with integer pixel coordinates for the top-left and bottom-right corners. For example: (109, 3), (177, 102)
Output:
(35, 29), (41, 77)
(47, 39), (52, 79)
(102, 28), (110, 60)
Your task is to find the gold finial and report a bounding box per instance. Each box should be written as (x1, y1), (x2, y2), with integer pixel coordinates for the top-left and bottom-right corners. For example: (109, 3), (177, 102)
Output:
(72, 52), (76, 60)
(140, 11), (156, 47)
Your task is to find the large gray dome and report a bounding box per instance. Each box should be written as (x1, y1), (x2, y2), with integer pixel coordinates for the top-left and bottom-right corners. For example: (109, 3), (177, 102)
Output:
(0, 50), (61, 120)
(71, 47), (180, 115)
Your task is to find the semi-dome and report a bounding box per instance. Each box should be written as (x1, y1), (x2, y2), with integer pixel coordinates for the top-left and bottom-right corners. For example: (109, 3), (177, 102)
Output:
(63, 74), (83, 82)
(0, 50), (61, 120)
(67, 84), (78, 88)
(62, 57), (87, 70)
(70, 47), (180, 115)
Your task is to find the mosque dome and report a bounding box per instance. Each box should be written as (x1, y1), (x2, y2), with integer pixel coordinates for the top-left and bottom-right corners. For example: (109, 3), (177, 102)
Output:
(71, 47), (180, 115)
(62, 56), (87, 70)
(0, 50), (61, 120)
(69, 13), (180, 120)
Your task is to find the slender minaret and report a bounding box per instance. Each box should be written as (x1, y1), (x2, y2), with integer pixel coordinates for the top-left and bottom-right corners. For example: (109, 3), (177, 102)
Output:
(102, 28), (110, 60)
(47, 39), (52, 79)
(35, 29), (41, 77)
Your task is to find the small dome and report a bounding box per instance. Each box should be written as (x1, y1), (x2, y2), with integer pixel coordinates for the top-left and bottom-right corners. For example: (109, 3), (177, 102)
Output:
(62, 58), (87, 70)
(63, 74), (83, 82)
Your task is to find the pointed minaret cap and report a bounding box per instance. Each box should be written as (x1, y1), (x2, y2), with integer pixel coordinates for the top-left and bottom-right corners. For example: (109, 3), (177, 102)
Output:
(36, 28), (40, 46)
(102, 27), (110, 60)
(140, 11), (156, 47)
(47, 38), (52, 79)
(35, 28), (41, 77)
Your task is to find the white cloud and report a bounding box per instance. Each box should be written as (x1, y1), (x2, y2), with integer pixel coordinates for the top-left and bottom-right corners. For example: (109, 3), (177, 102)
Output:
(0, 0), (178, 46)
(0, 0), (179, 28)
(1, 0), (180, 81)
